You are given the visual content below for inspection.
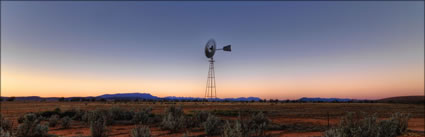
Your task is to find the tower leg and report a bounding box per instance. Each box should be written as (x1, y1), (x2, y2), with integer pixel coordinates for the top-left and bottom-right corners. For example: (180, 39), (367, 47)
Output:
(205, 58), (216, 100)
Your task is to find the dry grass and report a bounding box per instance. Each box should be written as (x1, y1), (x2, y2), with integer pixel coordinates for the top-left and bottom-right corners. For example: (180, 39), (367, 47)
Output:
(1, 101), (424, 137)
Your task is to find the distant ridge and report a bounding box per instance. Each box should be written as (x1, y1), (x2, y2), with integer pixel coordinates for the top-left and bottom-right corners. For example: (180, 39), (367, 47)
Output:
(298, 97), (352, 102)
(378, 96), (424, 104)
(98, 93), (159, 100)
(2, 93), (423, 103)
(164, 96), (261, 101)
(0, 93), (260, 102)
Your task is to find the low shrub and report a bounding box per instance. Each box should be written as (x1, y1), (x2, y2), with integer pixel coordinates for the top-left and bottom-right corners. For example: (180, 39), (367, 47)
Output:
(110, 106), (134, 121)
(323, 112), (410, 137)
(17, 115), (25, 124)
(48, 115), (59, 127)
(89, 109), (113, 125)
(0, 114), (12, 133)
(71, 109), (85, 121)
(390, 112), (410, 135)
(203, 114), (222, 135)
(0, 129), (11, 137)
(15, 113), (49, 137)
(133, 107), (153, 124)
(161, 106), (186, 133)
(60, 109), (78, 119)
(247, 111), (269, 136)
(195, 110), (209, 123)
(61, 116), (71, 129)
(130, 125), (152, 137)
(89, 110), (108, 137)
(184, 115), (198, 128)
(222, 120), (245, 137)
(38, 108), (61, 118)
(82, 111), (90, 123)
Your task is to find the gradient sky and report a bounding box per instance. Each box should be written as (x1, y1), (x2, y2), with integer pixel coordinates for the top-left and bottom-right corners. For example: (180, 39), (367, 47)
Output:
(1, 1), (424, 99)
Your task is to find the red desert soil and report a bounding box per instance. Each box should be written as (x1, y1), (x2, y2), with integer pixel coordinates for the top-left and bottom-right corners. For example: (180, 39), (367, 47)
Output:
(1, 101), (424, 136)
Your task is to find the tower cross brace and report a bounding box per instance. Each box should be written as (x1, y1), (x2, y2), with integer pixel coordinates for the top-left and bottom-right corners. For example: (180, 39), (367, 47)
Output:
(205, 58), (217, 99)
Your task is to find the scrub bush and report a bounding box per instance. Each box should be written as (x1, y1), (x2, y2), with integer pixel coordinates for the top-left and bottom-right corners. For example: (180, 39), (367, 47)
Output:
(130, 125), (152, 137)
(15, 113), (49, 137)
(323, 112), (410, 137)
(48, 115), (59, 127)
(161, 106), (186, 133)
(203, 114), (222, 135)
(61, 116), (71, 129)
(133, 107), (153, 124)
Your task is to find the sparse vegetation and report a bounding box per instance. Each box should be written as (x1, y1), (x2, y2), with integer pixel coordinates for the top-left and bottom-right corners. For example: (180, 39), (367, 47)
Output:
(61, 116), (71, 129)
(194, 110), (209, 124)
(203, 113), (222, 135)
(323, 112), (410, 137)
(161, 106), (186, 133)
(1, 101), (422, 137)
(0, 129), (12, 137)
(15, 113), (49, 137)
(110, 106), (134, 121)
(247, 111), (269, 136)
(133, 107), (153, 124)
(0, 114), (13, 135)
(48, 115), (59, 127)
(72, 108), (86, 121)
(88, 109), (113, 125)
(130, 125), (152, 137)
(222, 120), (245, 137)
(89, 110), (108, 137)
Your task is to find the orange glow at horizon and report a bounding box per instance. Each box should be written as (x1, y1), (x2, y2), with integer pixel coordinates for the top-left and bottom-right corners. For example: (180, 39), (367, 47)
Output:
(2, 63), (423, 100)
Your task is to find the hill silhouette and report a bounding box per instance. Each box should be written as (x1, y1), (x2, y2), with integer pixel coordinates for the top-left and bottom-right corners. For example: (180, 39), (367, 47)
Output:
(378, 96), (424, 104)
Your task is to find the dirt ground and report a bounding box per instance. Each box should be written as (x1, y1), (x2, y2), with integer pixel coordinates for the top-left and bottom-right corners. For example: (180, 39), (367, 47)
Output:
(1, 101), (424, 137)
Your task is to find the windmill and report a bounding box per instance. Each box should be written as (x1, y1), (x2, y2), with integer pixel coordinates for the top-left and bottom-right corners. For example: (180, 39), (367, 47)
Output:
(204, 39), (231, 99)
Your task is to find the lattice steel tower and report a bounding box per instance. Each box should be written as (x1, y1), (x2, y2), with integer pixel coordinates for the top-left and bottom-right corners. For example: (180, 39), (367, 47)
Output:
(205, 58), (216, 99)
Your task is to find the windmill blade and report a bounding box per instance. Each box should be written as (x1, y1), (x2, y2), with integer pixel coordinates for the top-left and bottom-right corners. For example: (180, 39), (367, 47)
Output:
(204, 39), (216, 58)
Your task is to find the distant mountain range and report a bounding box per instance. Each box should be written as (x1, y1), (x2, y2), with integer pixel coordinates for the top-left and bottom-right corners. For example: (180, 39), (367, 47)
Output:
(377, 96), (424, 104)
(1, 93), (423, 103)
(0, 93), (261, 102)
(299, 97), (352, 102)
(98, 93), (159, 100)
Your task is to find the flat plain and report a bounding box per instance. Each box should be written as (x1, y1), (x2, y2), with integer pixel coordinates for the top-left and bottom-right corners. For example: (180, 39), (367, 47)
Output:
(1, 101), (424, 137)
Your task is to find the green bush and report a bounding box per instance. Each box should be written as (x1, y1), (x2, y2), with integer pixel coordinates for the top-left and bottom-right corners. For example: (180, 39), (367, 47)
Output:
(0, 129), (11, 137)
(133, 107), (153, 124)
(48, 115), (59, 127)
(0, 114), (12, 133)
(323, 112), (410, 137)
(184, 115), (198, 129)
(89, 109), (113, 125)
(222, 120), (245, 137)
(17, 115), (25, 124)
(89, 110), (108, 137)
(390, 112), (410, 135)
(203, 114), (222, 135)
(195, 110), (209, 124)
(82, 111), (90, 123)
(61, 116), (71, 129)
(60, 109), (78, 119)
(110, 106), (134, 121)
(71, 109), (85, 121)
(161, 106), (186, 133)
(16, 113), (49, 137)
(130, 125), (152, 137)
(247, 112), (269, 136)
(38, 108), (61, 118)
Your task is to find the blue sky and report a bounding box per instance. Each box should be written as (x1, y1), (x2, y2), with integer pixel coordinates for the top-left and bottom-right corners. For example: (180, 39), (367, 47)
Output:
(1, 1), (424, 99)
